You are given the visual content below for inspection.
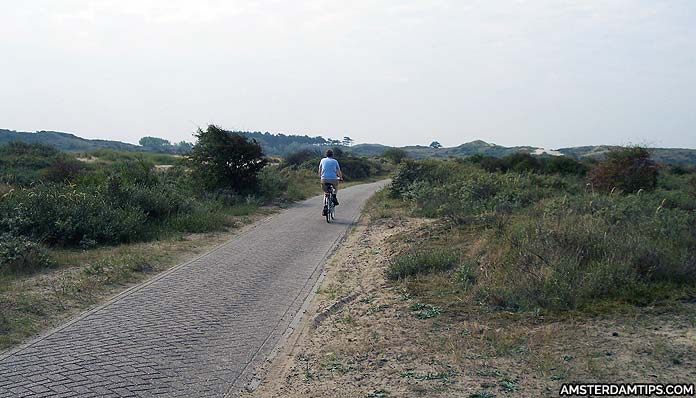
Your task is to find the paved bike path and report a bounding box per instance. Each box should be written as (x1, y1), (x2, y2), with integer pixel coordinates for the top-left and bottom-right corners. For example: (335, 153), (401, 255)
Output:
(0, 180), (388, 398)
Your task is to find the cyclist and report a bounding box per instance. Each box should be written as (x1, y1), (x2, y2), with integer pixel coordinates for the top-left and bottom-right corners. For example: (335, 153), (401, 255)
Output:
(319, 149), (342, 208)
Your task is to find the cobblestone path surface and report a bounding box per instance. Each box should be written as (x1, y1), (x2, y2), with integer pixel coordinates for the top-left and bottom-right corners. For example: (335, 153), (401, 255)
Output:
(0, 180), (387, 398)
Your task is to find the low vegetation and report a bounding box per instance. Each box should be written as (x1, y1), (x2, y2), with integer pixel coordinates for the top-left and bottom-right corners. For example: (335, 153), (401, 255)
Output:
(386, 147), (696, 312)
(0, 125), (387, 349)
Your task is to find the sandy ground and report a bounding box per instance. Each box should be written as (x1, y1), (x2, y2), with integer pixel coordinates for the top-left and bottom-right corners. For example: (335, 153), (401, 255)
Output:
(246, 213), (696, 398)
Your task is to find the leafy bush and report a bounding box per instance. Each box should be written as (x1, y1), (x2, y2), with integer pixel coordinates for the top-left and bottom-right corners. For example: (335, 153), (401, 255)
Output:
(187, 125), (268, 193)
(42, 158), (84, 183)
(339, 156), (381, 180)
(0, 184), (148, 245)
(475, 152), (587, 175)
(390, 157), (696, 311)
(0, 142), (72, 185)
(390, 159), (453, 198)
(282, 149), (320, 168)
(290, 152), (383, 181)
(0, 234), (52, 273)
(392, 160), (577, 221)
(387, 249), (460, 280)
(381, 148), (408, 164)
(542, 156), (588, 175)
(589, 146), (658, 193)
(187, 125), (267, 193)
(258, 167), (290, 200)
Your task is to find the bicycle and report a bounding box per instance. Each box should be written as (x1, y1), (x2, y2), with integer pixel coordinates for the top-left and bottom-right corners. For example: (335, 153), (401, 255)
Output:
(322, 182), (339, 223)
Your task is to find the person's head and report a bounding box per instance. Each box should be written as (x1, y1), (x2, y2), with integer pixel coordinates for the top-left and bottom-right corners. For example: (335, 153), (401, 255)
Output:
(325, 149), (334, 158)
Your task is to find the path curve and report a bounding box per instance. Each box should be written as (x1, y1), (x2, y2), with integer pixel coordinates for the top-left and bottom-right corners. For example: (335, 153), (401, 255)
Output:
(0, 180), (388, 398)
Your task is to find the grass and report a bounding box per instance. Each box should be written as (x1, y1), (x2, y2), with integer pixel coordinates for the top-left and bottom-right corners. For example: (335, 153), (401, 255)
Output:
(384, 159), (696, 312)
(387, 250), (460, 280)
(355, 160), (696, 394)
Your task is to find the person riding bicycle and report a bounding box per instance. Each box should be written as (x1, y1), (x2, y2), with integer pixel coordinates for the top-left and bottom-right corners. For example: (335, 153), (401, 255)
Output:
(319, 149), (342, 207)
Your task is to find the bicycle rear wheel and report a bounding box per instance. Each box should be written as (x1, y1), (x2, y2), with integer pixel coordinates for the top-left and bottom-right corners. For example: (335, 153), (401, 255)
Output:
(325, 196), (332, 223)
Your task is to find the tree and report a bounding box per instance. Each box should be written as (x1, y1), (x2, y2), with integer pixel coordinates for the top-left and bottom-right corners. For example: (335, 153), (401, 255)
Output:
(187, 125), (268, 192)
(173, 141), (193, 154)
(429, 141), (442, 149)
(330, 147), (345, 158)
(342, 136), (354, 147)
(283, 149), (318, 168)
(139, 136), (172, 153)
(381, 148), (408, 164)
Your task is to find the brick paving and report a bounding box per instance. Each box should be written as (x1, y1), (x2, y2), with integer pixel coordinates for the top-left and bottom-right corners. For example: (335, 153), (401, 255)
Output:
(0, 180), (387, 397)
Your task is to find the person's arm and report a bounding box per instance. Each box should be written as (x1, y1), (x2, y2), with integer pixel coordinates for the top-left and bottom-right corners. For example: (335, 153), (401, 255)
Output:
(337, 164), (343, 180)
(318, 161), (323, 178)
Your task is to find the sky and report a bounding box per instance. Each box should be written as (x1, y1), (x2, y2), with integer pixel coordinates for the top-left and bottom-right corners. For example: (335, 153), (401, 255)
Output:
(1, 0), (695, 149)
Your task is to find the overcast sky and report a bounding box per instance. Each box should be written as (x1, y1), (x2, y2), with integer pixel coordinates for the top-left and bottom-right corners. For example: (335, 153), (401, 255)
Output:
(1, 0), (695, 148)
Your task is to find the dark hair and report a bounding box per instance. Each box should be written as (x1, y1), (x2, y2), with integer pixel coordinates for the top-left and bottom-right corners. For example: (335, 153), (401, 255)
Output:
(325, 149), (334, 158)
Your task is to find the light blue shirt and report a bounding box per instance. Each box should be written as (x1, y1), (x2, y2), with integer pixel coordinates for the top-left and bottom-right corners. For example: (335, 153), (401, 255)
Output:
(319, 157), (340, 180)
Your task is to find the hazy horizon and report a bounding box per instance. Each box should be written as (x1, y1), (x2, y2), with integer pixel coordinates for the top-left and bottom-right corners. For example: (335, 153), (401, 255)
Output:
(2, 1), (695, 149)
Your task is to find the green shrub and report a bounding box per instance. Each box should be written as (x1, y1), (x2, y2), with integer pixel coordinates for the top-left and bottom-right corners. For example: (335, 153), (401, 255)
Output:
(542, 156), (588, 175)
(293, 153), (382, 181)
(282, 149), (320, 168)
(41, 158), (85, 183)
(589, 146), (658, 193)
(0, 234), (52, 273)
(0, 142), (72, 185)
(112, 182), (194, 220)
(258, 167), (290, 200)
(0, 184), (148, 245)
(381, 148), (408, 164)
(390, 159), (455, 198)
(187, 125), (268, 193)
(391, 158), (696, 311)
(476, 153), (587, 175)
(387, 249), (460, 280)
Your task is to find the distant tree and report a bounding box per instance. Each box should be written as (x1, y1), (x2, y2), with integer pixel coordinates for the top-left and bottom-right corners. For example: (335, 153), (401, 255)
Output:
(381, 148), (408, 164)
(283, 149), (319, 168)
(330, 147), (345, 158)
(139, 136), (172, 153)
(173, 141), (193, 154)
(429, 141), (442, 149)
(187, 125), (267, 192)
(342, 136), (354, 147)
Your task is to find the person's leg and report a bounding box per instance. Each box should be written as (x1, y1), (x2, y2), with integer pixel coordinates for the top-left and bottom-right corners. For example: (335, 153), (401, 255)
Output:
(321, 182), (330, 215)
(331, 182), (339, 205)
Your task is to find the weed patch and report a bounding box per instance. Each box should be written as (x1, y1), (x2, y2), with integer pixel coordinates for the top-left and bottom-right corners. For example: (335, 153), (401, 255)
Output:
(387, 250), (460, 280)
